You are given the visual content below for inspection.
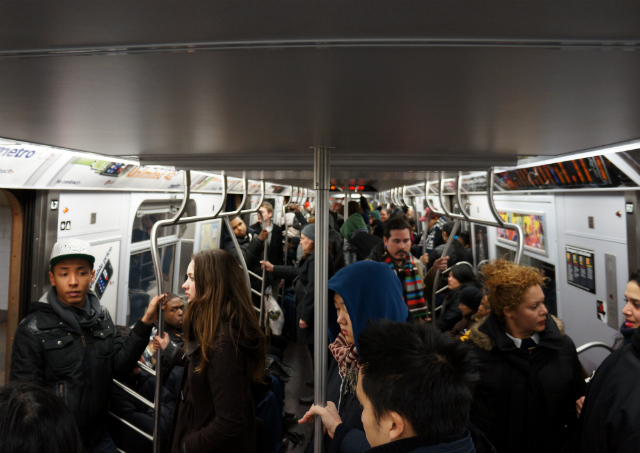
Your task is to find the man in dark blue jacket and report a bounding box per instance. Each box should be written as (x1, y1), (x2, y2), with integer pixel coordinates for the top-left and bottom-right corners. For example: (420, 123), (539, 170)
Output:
(10, 238), (163, 453)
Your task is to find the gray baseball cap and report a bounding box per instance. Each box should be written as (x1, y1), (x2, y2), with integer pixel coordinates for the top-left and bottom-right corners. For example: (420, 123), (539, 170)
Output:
(50, 238), (95, 267)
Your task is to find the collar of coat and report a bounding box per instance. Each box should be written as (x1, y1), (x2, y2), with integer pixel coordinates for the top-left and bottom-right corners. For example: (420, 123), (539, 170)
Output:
(468, 311), (565, 352)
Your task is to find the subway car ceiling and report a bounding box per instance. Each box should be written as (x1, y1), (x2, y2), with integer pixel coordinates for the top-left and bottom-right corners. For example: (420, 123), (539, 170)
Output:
(2, 0), (640, 185)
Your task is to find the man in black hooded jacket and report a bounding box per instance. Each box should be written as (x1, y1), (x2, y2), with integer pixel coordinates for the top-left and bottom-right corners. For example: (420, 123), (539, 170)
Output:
(10, 238), (162, 453)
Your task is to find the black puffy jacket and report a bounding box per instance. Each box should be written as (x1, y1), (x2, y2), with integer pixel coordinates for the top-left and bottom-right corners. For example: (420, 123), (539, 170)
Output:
(468, 312), (586, 453)
(10, 298), (152, 446)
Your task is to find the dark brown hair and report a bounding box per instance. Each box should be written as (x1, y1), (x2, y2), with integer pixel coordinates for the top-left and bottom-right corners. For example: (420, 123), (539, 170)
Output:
(183, 249), (265, 379)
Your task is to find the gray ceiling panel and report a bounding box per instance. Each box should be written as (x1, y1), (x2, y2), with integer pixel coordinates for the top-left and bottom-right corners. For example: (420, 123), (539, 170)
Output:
(2, 1), (640, 189)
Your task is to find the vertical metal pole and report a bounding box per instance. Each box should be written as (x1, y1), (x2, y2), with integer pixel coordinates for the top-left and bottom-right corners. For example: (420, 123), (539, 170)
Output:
(430, 219), (461, 326)
(152, 171), (190, 453)
(313, 147), (330, 453)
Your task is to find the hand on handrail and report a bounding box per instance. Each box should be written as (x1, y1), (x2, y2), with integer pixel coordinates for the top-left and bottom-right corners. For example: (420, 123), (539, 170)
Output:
(260, 260), (274, 272)
(433, 256), (449, 271)
(258, 229), (268, 242)
(154, 332), (170, 352)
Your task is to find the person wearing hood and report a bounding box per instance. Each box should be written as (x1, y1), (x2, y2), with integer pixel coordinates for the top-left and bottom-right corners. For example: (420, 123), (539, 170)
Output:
(568, 270), (640, 453)
(447, 285), (483, 340)
(467, 260), (586, 453)
(299, 261), (409, 453)
(10, 238), (163, 453)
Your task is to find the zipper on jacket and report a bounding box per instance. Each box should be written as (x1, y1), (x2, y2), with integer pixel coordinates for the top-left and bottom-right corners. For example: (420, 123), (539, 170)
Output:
(81, 335), (85, 347)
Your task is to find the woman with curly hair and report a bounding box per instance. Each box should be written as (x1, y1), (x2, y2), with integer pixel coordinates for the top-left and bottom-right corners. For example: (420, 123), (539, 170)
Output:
(468, 260), (585, 453)
(157, 249), (266, 453)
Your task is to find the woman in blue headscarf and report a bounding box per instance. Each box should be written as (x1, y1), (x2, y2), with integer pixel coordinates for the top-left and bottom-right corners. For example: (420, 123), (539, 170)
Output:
(299, 260), (408, 452)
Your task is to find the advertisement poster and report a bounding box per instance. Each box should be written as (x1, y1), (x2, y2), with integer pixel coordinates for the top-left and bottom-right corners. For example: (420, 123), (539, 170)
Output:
(566, 246), (596, 294)
(496, 211), (546, 255)
(0, 145), (58, 186)
(195, 220), (221, 252)
(90, 240), (121, 317)
(49, 158), (182, 191)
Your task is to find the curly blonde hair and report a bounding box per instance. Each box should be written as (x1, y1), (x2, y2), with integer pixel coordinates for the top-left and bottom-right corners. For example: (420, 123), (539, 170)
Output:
(481, 260), (547, 324)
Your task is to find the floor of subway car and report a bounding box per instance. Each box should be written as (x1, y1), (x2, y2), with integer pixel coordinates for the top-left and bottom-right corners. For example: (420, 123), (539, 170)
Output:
(282, 341), (315, 453)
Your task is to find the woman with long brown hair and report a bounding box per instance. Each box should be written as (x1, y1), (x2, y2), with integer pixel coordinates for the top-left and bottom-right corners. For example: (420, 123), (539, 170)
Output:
(157, 248), (266, 453)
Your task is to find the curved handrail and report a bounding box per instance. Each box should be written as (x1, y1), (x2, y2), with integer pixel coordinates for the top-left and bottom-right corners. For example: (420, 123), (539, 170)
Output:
(425, 180), (446, 216)
(576, 341), (614, 355)
(487, 168), (505, 227)
(228, 172), (248, 216)
(433, 171), (524, 264)
(240, 179), (265, 214)
(430, 218), (461, 325)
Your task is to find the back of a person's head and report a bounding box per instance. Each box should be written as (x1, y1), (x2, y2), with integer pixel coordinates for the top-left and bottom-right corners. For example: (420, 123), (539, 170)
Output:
(358, 322), (477, 443)
(348, 200), (362, 216)
(383, 216), (411, 238)
(0, 382), (84, 453)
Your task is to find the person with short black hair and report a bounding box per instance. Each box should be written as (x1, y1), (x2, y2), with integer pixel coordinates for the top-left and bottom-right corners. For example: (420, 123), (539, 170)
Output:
(0, 381), (84, 453)
(307, 322), (481, 453)
(10, 238), (163, 453)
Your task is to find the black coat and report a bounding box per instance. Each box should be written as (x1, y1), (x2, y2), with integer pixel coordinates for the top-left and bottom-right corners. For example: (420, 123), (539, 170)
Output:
(569, 327), (640, 453)
(272, 254), (316, 345)
(468, 313), (586, 453)
(10, 300), (152, 446)
(348, 231), (383, 262)
(326, 359), (365, 451)
(170, 327), (259, 453)
(250, 222), (284, 266)
(224, 230), (265, 276)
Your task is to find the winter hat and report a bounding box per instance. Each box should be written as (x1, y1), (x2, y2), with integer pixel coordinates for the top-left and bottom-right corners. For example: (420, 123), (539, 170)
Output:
(458, 286), (482, 312)
(301, 224), (315, 241)
(369, 210), (381, 221)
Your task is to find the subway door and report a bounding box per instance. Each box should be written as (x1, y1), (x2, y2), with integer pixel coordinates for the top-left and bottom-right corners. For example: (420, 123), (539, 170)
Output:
(555, 192), (628, 374)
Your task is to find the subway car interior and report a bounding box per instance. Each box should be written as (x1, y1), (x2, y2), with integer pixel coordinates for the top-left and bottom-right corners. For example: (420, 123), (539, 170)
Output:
(2, 2), (640, 453)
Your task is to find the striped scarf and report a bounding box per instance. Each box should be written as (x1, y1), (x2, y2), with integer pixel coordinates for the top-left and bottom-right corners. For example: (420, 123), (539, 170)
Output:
(383, 251), (428, 318)
(328, 333), (359, 395)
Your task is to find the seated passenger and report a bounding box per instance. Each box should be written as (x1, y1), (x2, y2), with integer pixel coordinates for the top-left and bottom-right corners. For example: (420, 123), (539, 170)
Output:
(568, 271), (640, 453)
(458, 292), (490, 342)
(299, 261), (410, 452)
(468, 260), (586, 453)
(0, 381), (84, 453)
(447, 285), (483, 339)
(437, 263), (478, 333)
(305, 322), (481, 453)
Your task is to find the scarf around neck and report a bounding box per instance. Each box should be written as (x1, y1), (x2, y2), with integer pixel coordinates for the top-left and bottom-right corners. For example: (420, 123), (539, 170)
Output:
(620, 322), (637, 345)
(383, 250), (427, 318)
(328, 332), (359, 395)
(46, 287), (101, 335)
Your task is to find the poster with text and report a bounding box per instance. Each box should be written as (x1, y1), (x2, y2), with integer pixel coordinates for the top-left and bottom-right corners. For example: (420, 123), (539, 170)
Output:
(566, 246), (595, 293)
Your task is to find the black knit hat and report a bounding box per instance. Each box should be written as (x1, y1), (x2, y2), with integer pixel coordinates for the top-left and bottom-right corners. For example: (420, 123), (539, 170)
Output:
(458, 286), (482, 312)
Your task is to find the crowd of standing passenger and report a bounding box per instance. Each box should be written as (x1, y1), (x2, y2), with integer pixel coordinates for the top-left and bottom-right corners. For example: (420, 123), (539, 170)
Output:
(2, 198), (640, 453)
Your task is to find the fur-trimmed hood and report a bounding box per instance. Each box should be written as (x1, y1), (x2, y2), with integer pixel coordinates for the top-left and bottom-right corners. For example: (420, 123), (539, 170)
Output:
(469, 312), (565, 352)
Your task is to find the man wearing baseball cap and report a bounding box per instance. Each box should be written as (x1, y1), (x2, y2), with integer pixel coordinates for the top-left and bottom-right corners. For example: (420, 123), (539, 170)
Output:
(10, 238), (164, 453)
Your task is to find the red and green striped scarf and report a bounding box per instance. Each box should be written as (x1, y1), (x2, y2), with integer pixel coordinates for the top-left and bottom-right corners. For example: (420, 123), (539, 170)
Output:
(383, 251), (428, 318)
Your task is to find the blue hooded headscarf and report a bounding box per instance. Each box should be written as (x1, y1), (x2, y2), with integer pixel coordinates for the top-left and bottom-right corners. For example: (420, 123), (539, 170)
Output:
(327, 261), (408, 352)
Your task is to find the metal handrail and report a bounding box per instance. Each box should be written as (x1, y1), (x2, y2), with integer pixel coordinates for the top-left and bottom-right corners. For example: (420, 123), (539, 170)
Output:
(429, 218), (461, 326)
(137, 361), (156, 377)
(109, 412), (154, 442)
(577, 341), (614, 355)
(149, 171), (273, 453)
(113, 379), (155, 410)
(430, 171), (524, 264)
